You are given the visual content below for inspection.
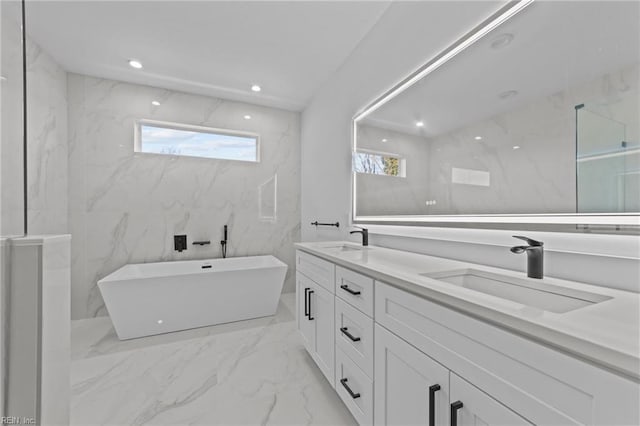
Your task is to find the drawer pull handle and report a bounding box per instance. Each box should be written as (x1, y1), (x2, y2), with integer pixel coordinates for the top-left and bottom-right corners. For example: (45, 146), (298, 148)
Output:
(304, 287), (310, 318)
(340, 284), (361, 296)
(340, 378), (361, 399)
(307, 290), (314, 320)
(450, 401), (463, 426)
(340, 327), (361, 342)
(429, 384), (441, 426)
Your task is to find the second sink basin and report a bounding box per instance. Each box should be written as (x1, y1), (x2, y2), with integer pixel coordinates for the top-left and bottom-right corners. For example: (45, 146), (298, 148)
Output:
(422, 269), (611, 313)
(321, 244), (365, 252)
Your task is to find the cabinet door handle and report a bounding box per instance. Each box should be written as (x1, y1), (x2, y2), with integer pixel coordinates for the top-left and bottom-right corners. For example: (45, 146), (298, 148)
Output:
(304, 287), (310, 318)
(307, 290), (314, 320)
(340, 284), (361, 295)
(429, 384), (441, 426)
(340, 378), (361, 399)
(450, 401), (463, 426)
(340, 327), (361, 342)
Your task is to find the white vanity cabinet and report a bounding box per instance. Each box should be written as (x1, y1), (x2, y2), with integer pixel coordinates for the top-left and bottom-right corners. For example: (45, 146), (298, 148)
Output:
(295, 248), (639, 426)
(449, 373), (532, 426)
(335, 265), (375, 317)
(375, 281), (639, 426)
(375, 317), (533, 426)
(296, 272), (315, 351)
(335, 298), (374, 376)
(374, 324), (450, 426)
(295, 251), (336, 385)
(334, 265), (376, 424)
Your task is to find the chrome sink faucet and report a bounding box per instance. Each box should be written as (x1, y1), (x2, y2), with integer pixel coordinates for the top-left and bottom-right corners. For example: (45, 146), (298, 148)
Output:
(350, 226), (369, 246)
(510, 236), (543, 279)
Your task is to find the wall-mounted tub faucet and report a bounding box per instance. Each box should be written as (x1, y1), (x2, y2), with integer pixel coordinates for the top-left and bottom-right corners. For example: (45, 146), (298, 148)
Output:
(174, 235), (187, 252)
(510, 235), (543, 279)
(220, 225), (228, 258)
(350, 226), (369, 246)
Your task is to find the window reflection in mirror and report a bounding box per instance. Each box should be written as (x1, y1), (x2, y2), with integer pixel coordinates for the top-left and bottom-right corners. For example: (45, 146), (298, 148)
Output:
(354, 1), (639, 222)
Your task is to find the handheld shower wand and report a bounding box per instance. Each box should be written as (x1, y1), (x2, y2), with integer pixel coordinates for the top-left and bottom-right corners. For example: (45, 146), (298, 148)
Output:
(220, 225), (228, 258)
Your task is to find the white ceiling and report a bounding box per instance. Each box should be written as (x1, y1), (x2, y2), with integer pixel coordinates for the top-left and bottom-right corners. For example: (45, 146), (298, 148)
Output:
(25, 1), (391, 111)
(363, 0), (640, 137)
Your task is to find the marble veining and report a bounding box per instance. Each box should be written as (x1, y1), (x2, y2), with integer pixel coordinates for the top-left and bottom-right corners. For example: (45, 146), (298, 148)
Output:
(356, 64), (639, 216)
(1, 13), (26, 236)
(26, 34), (69, 235)
(67, 74), (301, 319)
(71, 294), (356, 426)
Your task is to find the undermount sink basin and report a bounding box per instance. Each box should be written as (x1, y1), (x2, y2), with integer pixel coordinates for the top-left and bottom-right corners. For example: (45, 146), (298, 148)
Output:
(421, 269), (611, 313)
(322, 244), (365, 252)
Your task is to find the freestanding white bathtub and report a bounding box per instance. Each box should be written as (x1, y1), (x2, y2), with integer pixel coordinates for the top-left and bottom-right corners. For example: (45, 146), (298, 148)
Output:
(98, 255), (287, 340)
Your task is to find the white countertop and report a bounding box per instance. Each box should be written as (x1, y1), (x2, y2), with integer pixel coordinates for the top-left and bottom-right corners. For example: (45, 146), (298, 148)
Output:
(295, 241), (640, 381)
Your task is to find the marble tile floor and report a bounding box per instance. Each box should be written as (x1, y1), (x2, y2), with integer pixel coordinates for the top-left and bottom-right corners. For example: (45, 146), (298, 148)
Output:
(70, 292), (356, 426)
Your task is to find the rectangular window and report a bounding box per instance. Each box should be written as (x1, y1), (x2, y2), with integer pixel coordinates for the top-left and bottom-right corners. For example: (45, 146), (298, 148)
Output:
(353, 150), (405, 177)
(135, 120), (259, 162)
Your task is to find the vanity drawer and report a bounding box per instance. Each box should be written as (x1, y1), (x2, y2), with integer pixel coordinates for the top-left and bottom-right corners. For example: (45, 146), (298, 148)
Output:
(335, 266), (374, 317)
(335, 297), (374, 378)
(335, 347), (373, 425)
(296, 251), (335, 293)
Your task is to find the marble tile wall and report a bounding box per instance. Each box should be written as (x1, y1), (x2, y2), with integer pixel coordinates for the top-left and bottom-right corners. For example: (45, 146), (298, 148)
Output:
(355, 64), (638, 216)
(1, 10), (25, 237)
(425, 64), (639, 215)
(577, 64), (639, 146)
(423, 85), (577, 215)
(2, 19), (68, 236)
(26, 37), (68, 234)
(68, 74), (301, 320)
(356, 125), (430, 216)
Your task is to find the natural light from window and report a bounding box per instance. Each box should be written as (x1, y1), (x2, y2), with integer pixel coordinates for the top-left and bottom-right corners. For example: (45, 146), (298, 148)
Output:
(353, 151), (405, 177)
(136, 121), (259, 162)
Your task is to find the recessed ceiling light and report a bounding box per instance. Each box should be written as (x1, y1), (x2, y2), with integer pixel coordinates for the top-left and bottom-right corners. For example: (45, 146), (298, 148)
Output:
(251, 84), (261, 92)
(244, 115), (252, 120)
(157, 319), (163, 324)
(382, 138), (388, 142)
(490, 33), (514, 50)
(474, 136), (483, 140)
(513, 145), (520, 150)
(151, 101), (160, 106)
(498, 90), (518, 100)
(128, 59), (143, 69)
(416, 121), (425, 127)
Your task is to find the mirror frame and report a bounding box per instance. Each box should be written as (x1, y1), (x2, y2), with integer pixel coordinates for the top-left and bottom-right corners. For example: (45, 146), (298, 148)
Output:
(351, 0), (640, 234)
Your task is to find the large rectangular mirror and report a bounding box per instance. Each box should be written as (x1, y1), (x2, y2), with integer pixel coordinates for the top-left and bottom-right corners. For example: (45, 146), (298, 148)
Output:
(353, 0), (639, 232)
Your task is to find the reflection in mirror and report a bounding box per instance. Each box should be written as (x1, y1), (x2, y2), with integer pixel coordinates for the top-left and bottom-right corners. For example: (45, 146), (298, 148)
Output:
(354, 1), (639, 226)
(577, 104), (639, 213)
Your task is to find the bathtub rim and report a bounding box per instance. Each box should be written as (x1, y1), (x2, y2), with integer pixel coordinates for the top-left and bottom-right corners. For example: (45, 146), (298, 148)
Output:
(98, 254), (288, 283)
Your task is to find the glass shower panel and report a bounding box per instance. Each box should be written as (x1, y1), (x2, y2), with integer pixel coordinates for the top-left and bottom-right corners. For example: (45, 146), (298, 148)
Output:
(0, 1), (25, 236)
(1, 0), (25, 417)
(576, 106), (639, 213)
